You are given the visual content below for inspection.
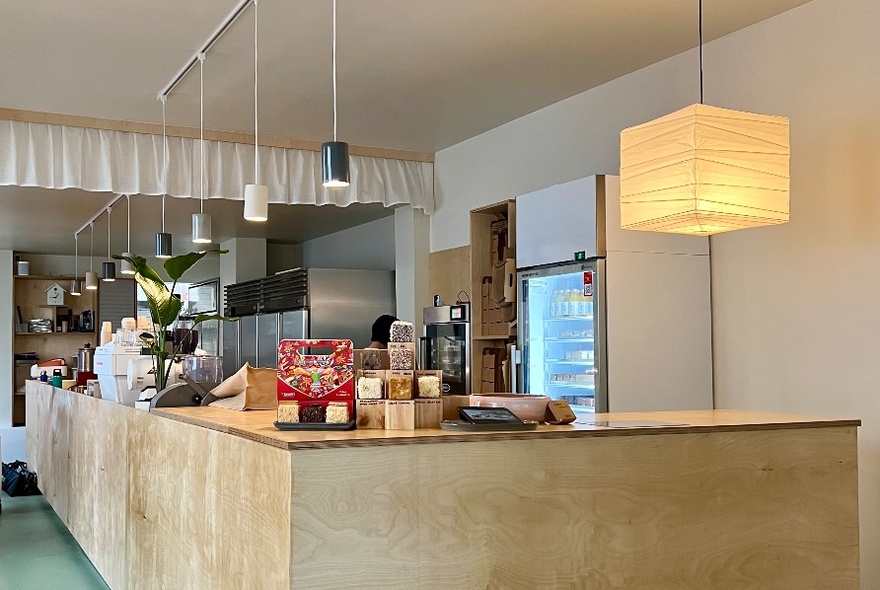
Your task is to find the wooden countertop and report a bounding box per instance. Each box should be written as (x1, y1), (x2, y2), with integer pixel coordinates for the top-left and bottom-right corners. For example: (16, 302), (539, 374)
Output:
(150, 406), (860, 451)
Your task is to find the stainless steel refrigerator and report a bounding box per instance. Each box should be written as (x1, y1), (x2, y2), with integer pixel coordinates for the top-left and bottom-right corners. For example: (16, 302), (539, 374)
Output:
(515, 175), (713, 415)
(222, 268), (395, 376)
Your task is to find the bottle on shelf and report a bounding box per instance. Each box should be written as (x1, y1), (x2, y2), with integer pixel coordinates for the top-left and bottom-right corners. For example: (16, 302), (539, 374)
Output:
(559, 289), (569, 317)
(550, 290), (561, 318)
(564, 289), (576, 317)
(575, 290), (588, 317)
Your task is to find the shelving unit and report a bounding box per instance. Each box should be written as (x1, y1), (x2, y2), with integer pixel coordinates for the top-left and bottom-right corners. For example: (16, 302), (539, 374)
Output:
(469, 200), (517, 393)
(12, 275), (98, 425)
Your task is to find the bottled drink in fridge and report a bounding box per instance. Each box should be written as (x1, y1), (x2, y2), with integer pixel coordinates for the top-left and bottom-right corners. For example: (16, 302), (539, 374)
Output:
(550, 290), (561, 317)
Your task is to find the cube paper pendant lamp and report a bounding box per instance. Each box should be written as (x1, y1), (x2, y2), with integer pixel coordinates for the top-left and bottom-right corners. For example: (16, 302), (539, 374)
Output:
(620, 104), (790, 235)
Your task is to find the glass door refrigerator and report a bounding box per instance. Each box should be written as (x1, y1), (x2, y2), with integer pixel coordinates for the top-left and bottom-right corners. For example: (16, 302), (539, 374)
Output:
(517, 260), (607, 415)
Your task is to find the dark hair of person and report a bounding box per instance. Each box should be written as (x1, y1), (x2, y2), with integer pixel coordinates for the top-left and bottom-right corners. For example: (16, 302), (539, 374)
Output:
(370, 314), (398, 345)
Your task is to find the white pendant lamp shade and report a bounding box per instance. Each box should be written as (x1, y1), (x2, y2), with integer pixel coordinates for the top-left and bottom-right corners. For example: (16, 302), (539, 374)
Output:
(69, 280), (82, 296)
(192, 213), (212, 244)
(120, 254), (136, 275)
(619, 104), (790, 236)
(244, 184), (269, 221)
(85, 271), (99, 291)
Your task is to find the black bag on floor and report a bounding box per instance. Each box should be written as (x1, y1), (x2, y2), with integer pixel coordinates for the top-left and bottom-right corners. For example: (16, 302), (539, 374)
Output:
(2, 461), (41, 496)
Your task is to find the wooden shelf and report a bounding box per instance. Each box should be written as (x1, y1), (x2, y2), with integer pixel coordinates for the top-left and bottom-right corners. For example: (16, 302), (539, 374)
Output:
(14, 275), (76, 281)
(16, 331), (97, 337)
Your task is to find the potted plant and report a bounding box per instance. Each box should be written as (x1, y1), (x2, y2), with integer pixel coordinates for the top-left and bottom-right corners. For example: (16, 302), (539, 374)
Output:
(114, 251), (231, 392)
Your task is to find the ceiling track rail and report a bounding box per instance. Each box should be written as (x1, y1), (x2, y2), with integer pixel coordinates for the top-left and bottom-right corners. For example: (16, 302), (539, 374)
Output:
(75, 193), (128, 238)
(157, 0), (254, 100)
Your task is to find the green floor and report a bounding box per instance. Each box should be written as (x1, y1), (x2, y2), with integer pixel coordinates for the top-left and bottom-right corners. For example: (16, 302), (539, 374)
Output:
(0, 492), (110, 590)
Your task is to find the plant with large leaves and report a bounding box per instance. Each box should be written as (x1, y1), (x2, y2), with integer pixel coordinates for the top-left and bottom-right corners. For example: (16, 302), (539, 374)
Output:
(113, 251), (232, 391)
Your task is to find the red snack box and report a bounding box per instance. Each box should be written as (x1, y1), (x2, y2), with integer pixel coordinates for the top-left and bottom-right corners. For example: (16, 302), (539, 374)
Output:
(277, 339), (355, 422)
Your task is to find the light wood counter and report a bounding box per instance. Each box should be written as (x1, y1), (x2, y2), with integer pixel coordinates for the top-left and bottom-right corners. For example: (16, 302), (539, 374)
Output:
(152, 404), (860, 449)
(27, 382), (861, 590)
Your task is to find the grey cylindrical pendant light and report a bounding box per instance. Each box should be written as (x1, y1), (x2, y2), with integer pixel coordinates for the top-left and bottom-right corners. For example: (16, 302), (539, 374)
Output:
(192, 213), (212, 244)
(102, 261), (116, 281)
(70, 233), (82, 296)
(102, 207), (116, 281)
(244, 0), (270, 221)
(322, 141), (350, 187)
(156, 232), (172, 258)
(156, 97), (173, 259)
(322, 0), (350, 189)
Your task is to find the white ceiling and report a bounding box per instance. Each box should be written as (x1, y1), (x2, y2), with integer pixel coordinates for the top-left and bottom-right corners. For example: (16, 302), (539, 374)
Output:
(0, 0), (813, 255)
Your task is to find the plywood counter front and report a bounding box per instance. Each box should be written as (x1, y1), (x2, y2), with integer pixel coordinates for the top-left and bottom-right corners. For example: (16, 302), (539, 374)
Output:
(26, 382), (861, 590)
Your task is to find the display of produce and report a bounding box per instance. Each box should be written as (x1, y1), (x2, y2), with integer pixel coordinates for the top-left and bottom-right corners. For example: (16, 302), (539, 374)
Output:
(388, 375), (413, 400)
(277, 401), (300, 423)
(276, 339), (355, 427)
(357, 376), (384, 400)
(417, 375), (440, 399)
(389, 343), (414, 370)
(301, 404), (326, 423)
(326, 402), (350, 423)
(389, 321), (415, 343)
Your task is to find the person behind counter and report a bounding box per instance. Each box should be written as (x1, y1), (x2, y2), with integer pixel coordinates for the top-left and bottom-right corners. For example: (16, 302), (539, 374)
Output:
(367, 314), (398, 349)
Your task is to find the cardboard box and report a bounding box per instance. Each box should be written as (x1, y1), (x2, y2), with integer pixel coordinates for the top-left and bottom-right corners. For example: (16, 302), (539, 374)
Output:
(276, 339), (354, 425)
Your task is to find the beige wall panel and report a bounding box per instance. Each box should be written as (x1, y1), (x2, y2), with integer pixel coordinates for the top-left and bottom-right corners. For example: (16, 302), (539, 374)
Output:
(289, 427), (859, 590)
(127, 412), (292, 590)
(428, 245), (471, 307)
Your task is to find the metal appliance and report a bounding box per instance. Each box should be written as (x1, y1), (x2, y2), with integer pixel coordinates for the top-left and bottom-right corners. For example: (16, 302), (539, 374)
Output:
(420, 304), (471, 396)
(150, 355), (224, 408)
(94, 343), (152, 405)
(515, 175), (713, 415)
(223, 268), (396, 376)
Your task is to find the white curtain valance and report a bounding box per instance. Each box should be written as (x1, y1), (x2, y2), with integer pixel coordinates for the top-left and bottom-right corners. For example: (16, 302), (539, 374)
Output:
(0, 120), (434, 214)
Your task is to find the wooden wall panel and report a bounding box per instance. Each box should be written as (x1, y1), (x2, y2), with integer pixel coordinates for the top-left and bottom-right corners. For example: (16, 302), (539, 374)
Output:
(67, 394), (131, 589)
(25, 383), (71, 524)
(288, 427), (859, 590)
(127, 411), (292, 590)
(428, 246), (471, 307)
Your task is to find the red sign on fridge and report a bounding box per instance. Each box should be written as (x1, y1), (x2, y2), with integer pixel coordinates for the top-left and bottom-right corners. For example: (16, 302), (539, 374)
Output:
(583, 271), (593, 297)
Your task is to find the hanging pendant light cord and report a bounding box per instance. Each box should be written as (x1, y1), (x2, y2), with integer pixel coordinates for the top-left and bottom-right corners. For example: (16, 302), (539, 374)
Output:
(254, 0), (260, 185)
(90, 223), (94, 272)
(74, 234), (78, 277)
(107, 208), (112, 259)
(161, 97), (168, 232)
(699, 0), (704, 104)
(126, 195), (131, 251)
(200, 55), (205, 214)
(332, 0), (338, 142)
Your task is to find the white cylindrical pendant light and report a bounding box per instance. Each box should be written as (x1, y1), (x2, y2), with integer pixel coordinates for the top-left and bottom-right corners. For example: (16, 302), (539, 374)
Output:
(86, 223), (99, 290)
(244, 184), (268, 221)
(245, 0), (269, 221)
(85, 272), (99, 291)
(322, 0), (350, 188)
(192, 213), (212, 244)
(121, 195), (136, 274)
(193, 53), (213, 243)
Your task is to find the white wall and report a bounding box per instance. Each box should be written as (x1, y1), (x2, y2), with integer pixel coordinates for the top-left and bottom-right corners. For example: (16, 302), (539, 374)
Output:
(0, 250), (13, 428)
(432, 0), (880, 583)
(300, 215), (395, 270)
